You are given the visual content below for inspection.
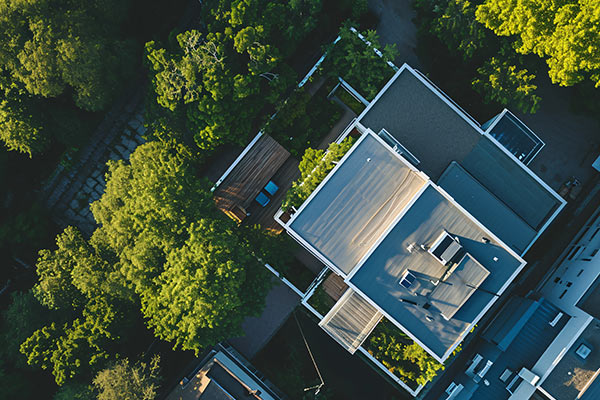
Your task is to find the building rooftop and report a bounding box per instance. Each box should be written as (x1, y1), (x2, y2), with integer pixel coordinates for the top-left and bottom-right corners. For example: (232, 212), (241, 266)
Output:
(349, 184), (524, 360)
(166, 345), (281, 400)
(288, 133), (427, 275)
(287, 131), (525, 361)
(577, 275), (600, 319)
(451, 297), (569, 400)
(356, 65), (564, 253)
(358, 67), (480, 180)
(541, 321), (600, 400)
(438, 162), (537, 254)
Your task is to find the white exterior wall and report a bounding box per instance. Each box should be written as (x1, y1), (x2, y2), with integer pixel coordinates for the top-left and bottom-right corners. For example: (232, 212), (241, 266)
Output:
(541, 209), (600, 313)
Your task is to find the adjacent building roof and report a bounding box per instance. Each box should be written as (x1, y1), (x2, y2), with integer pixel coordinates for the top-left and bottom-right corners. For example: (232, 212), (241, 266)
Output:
(166, 345), (282, 400)
(541, 321), (600, 400)
(452, 297), (569, 400)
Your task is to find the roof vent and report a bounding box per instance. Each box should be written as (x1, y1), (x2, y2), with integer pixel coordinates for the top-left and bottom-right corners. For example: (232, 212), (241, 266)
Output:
(399, 270), (416, 289)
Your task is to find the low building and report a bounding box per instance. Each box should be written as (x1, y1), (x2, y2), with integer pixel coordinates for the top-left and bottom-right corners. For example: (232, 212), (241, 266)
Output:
(166, 343), (284, 400)
(277, 64), (565, 367)
(442, 209), (600, 399)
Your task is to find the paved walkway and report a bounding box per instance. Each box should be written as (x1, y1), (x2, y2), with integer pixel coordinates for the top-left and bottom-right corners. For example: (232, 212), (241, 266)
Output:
(228, 278), (301, 359)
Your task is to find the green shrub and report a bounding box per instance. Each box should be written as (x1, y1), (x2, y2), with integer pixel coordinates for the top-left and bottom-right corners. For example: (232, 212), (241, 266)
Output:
(282, 136), (356, 211)
(366, 319), (443, 387)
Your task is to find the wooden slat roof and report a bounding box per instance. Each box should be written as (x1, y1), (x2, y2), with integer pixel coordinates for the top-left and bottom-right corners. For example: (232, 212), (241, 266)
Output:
(214, 134), (290, 216)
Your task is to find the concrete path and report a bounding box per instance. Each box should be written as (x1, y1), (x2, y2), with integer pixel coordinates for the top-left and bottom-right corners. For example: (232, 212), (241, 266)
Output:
(520, 77), (600, 191)
(368, 0), (421, 68)
(228, 277), (300, 359)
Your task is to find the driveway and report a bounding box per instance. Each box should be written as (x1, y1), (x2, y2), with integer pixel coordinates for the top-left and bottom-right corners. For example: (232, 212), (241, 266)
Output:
(228, 277), (301, 359)
(368, 0), (420, 68)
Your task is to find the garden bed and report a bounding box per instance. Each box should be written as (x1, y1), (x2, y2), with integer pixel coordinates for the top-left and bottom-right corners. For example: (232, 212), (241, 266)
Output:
(307, 281), (336, 317)
(363, 319), (443, 390)
(334, 85), (366, 115)
(281, 135), (356, 212)
(265, 80), (344, 158)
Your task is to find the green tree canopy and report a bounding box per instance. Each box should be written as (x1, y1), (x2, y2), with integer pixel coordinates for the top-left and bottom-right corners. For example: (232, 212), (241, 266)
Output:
(414, 0), (491, 59)
(472, 56), (541, 113)
(93, 356), (160, 400)
(0, 0), (135, 111)
(91, 140), (271, 353)
(476, 0), (600, 87)
(282, 136), (356, 211)
(323, 27), (398, 100)
(143, 220), (271, 351)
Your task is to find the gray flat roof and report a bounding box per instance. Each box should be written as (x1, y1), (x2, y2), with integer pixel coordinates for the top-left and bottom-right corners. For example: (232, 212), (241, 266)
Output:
(358, 68), (480, 180)
(289, 133), (426, 275)
(358, 65), (563, 236)
(438, 162), (537, 254)
(542, 320), (600, 400)
(461, 137), (561, 230)
(429, 254), (490, 320)
(349, 185), (523, 359)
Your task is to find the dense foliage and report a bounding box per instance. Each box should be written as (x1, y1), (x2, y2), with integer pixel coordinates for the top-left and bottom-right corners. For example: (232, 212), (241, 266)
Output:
(366, 319), (443, 387)
(16, 140), (274, 386)
(282, 136), (356, 211)
(413, 0), (544, 115)
(476, 0), (600, 87)
(322, 26), (398, 100)
(0, 0), (137, 155)
(264, 85), (343, 157)
(144, 0), (327, 153)
(93, 356), (161, 400)
(473, 57), (541, 113)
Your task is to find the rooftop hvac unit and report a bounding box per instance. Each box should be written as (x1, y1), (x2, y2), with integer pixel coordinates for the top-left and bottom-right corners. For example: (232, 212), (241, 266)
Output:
(429, 231), (464, 265)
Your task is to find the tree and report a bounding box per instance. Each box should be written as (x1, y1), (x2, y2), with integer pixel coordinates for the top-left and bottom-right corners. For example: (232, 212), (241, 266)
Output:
(0, 0), (135, 111)
(0, 291), (52, 368)
(20, 298), (124, 385)
(53, 382), (95, 400)
(414, 0), (490, 59)
(0, 83), (46, 156)
(472, 57), (542, 113)
(323, 27), (398, 100)
(91, 141), (271, 352)
(143, 221), (271, 352)
(282, 137), (356, 211)
(93, 356), (160, 400)
(476, 0), (600, 87)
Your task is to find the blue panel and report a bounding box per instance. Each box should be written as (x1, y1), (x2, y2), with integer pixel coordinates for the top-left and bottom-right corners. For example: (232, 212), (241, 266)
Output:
(264, 180), (279, 196)
(255, 191), (270, 207)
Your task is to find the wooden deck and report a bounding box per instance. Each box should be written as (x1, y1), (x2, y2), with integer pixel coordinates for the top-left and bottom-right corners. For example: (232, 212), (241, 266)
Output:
(244, 157), (300, 232)
(322, 273), (349, 302)
(214, 134), (290, 222)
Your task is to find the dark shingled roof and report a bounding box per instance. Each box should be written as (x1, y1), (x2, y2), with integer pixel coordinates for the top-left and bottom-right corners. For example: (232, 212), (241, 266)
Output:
(358, 69), (480, 180)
